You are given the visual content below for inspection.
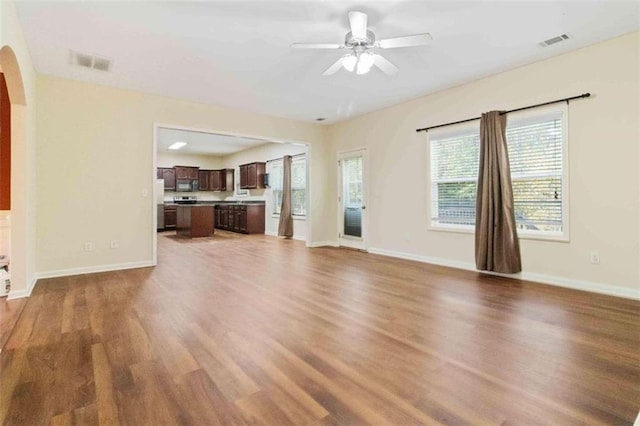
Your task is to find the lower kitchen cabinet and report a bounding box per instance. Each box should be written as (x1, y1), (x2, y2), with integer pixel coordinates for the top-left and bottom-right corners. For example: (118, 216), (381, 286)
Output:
(214, 204), (265, 234)
(164, 205), (177, 229)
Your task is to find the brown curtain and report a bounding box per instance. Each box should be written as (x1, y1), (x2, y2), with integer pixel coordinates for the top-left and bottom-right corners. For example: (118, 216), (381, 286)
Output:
(278, 155), (294, 238)
(475, 111), (522, 273)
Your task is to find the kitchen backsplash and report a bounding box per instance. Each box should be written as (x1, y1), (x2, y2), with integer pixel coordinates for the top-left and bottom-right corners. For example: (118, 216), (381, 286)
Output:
(163, 190), (266, 203)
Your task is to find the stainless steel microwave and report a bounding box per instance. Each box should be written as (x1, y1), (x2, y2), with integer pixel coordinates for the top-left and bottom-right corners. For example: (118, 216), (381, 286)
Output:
(176, 179), (198, 192)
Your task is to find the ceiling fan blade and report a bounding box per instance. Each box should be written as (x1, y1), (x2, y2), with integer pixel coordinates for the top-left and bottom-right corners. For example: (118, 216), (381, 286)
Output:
(291, 43), (343, 49)
(377, 33), (432, 49)
(373, 54), (399, 76)
(348, 11), (367, 39)
(322, 57), (345, 76)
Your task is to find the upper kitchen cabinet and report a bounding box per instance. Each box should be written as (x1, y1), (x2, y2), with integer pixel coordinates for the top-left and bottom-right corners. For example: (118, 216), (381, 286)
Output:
(174, 166), (199, 180)
(212, 169), (234, 192)
(198, 169), (212, 191)
(157, 167), (176, 191)
(197, 169), (233, 192)
(239, 162), (266, 189)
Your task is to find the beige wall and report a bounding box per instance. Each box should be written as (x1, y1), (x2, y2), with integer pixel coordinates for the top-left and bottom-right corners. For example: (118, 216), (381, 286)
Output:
(36, 75), (328, 274)
(328, 32), (640, 297)
(1, 1), (38, 297)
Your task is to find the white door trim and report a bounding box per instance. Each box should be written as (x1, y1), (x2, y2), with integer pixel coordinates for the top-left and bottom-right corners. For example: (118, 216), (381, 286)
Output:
(337, 147), (368, 250)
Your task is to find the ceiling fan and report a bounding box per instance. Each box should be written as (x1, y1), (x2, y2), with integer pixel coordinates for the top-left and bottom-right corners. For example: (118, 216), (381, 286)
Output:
(291, 11), (432, 76)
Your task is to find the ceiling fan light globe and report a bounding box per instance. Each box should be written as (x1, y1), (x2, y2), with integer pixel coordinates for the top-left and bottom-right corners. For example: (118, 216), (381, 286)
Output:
(356, 61), (372, 75)
(356, 52), (374, 74)
(359, 52), (374, 68)
(342, 54), (357, 72)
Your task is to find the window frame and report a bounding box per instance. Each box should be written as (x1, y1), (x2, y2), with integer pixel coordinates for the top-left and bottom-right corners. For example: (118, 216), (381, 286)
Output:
(427, 104), (569, 242)
(270, 155), (307, 219)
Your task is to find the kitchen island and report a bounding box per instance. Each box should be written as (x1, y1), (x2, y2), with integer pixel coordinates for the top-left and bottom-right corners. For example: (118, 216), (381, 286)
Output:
(176, 205), (214, 238)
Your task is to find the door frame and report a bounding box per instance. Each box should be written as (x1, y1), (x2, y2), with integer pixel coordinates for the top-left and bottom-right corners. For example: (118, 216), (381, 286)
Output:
(337, 147), (368, 250)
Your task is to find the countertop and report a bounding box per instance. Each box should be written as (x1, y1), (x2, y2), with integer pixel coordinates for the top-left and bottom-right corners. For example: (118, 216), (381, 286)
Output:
(164, 201), (265, 207)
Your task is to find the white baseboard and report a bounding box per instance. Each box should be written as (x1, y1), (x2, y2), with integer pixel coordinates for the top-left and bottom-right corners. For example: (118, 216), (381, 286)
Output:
(6, 261), (154, 300)
(7, 277), (38, 300)
(265, 231), (306, 241)
(307, 241), (339, 248)
(36, 261), (155, 280)
(367, 247), (640, 301)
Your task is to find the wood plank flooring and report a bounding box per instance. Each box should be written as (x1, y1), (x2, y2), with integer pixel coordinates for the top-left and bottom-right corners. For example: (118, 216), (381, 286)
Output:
(1, 230), (639, 424)
(0, 297), (26, 352)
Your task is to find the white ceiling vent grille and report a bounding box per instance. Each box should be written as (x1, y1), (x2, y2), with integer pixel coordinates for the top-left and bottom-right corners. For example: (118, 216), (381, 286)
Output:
(538, 34), (571, 47)
(70, 51), (112, 72)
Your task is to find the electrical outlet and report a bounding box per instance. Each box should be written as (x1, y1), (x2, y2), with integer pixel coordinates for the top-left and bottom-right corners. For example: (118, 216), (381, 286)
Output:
(110, 240), (119, 249)
(84, 242), (93, 252)
(589, 251), (600, 265)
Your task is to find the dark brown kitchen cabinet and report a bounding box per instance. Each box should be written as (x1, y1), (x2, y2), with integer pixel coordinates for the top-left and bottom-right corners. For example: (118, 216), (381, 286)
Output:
(215, 205), (224, 228)
(174, 166), (199, 180)
(157, 168), (176, 191)
(164, 205), (177, 229)
(194, 169), (233, 192)
(211, 170), (221, 191)
(211, 169), (234, 191)
(214, 204), (264, 234)
(198, 169), (212, 191)
(239, 162), (266, 189)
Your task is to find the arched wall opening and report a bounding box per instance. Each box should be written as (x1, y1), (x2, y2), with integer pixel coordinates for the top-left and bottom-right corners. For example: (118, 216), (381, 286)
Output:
(0, 45), (27, 297)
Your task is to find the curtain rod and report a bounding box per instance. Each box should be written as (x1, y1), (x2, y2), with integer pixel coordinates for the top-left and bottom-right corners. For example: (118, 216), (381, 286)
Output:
(415, 92), (591, 133)
(266, 152), (306, 163)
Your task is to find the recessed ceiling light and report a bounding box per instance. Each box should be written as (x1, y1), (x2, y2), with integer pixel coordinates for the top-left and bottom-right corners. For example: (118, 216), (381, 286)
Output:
(168, 141), (187, 150)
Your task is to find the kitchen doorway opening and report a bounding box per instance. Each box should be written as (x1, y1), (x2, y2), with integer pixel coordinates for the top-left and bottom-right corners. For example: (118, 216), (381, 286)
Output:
(152, 124), (311, 265)
(0, 45), (27, 298)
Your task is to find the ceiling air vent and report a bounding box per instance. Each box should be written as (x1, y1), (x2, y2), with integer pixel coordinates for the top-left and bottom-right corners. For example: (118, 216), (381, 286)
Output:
(70, 50), (112, 72)
(539, 34), (571, 47)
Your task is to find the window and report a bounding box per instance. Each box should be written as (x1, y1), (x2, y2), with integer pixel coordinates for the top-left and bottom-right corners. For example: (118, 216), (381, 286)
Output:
(429, 106), (567, 240)
(271, 155), (307, 216)
(343, 156), (363, 206)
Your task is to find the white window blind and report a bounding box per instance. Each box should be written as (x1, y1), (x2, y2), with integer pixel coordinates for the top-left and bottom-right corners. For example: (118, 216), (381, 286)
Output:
(271, 161), (283, 213)
(271, 156), (307, 216)
(430, 107), (566, 238)
(291, 157), (307, 216)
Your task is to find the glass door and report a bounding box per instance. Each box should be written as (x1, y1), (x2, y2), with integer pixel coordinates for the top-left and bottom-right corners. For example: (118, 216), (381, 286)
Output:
(338, 150), (366, 250)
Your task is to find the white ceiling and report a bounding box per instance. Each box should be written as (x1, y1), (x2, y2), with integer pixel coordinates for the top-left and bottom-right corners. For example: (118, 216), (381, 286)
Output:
(157, 127), (269, 155)
(15, 1), (640, 124)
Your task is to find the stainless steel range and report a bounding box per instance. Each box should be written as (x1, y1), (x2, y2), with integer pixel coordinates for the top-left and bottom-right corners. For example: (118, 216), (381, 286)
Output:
(173, 195), (198, 204)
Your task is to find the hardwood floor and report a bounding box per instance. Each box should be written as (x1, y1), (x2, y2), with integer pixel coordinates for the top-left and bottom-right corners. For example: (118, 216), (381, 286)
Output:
(1, 230), (639, 424)
(0, 297), (26, 353)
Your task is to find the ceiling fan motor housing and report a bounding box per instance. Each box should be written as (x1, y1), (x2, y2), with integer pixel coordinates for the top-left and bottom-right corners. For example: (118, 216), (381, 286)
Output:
(345, 30), (376, 47)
